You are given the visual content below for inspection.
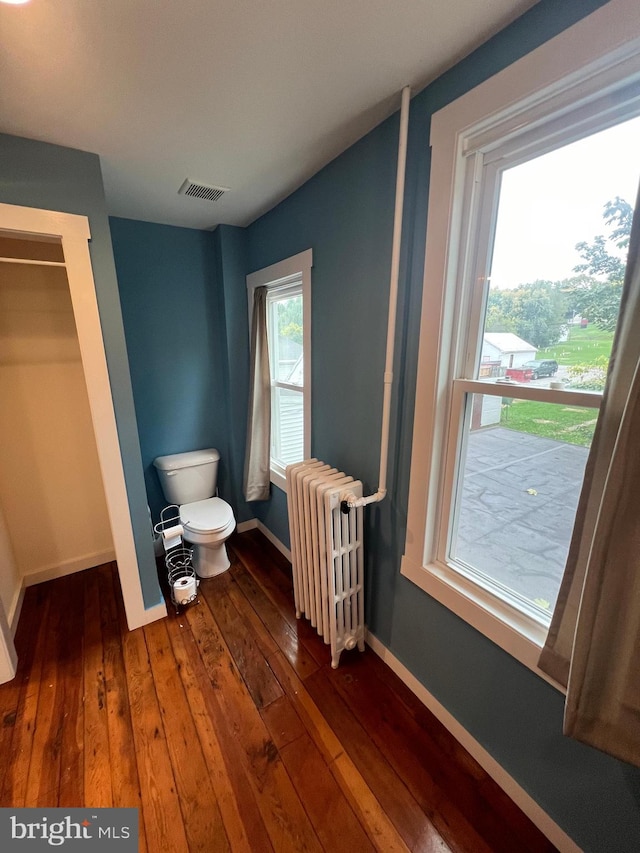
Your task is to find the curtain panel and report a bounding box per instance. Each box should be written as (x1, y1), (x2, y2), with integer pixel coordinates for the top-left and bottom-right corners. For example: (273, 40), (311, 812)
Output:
(243, 286), (271, 502)
(539, 183), (640, 767)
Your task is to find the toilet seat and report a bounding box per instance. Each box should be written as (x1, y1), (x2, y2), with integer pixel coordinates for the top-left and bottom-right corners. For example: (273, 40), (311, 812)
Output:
(180, 497), (234, 535)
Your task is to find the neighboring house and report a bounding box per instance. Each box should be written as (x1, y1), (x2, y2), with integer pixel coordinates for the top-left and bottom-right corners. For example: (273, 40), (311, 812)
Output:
(481, 332), (537, 368)
(475, 334), (537, 428)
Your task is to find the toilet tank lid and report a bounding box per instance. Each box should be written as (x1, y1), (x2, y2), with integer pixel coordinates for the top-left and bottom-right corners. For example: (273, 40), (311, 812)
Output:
(153, 448), (220, 471)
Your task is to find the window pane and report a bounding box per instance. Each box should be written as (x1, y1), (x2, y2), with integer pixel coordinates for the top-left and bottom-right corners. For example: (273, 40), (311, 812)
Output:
(271, 386), (304, 467)
(477, 115), (640, 386)
(269, 292), (303, 382)
(450, 394), (597, 616)
(267, 287), (305, 471)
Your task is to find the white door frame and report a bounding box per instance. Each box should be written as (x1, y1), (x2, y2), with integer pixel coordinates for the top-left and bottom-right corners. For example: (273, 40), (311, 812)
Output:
(0, 202), (166, 655)
(0, 605), (17, 684)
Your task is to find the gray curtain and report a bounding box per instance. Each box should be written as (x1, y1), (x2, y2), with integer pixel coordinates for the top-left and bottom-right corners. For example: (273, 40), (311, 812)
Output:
(539, 183), (640, 767)
(243, 287), (271, 502)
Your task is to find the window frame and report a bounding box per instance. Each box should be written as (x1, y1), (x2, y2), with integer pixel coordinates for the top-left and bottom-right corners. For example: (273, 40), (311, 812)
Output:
(401, 3), (640, 685)
(247, 249), (312, 492)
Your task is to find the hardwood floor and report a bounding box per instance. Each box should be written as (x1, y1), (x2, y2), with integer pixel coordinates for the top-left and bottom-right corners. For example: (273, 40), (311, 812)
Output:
(0, 529), (557, 852)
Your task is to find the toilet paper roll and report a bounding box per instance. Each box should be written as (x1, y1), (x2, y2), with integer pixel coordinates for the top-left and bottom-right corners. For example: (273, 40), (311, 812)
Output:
(162, 524), (184, 551)
(173, 575), (197, 604)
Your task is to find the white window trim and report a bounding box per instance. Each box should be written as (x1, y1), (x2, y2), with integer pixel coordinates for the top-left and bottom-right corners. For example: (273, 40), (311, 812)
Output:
(247, 249), (312, 492)
(401, 0), (640, 688)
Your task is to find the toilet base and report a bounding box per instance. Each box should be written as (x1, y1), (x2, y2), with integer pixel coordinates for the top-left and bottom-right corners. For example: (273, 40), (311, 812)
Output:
(193, 541), (230, 578)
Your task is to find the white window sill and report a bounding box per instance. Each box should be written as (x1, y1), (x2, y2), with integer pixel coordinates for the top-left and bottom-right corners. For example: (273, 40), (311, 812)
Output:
(270, 468), (287, 493)
(400, 554), (565, 693)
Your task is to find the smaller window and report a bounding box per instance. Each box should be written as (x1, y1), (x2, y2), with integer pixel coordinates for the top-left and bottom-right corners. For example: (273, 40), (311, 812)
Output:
(247, 250), (312, 491)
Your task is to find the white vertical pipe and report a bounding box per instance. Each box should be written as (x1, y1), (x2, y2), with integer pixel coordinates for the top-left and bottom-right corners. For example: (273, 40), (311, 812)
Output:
(378, 84), (411, 497)
(343, 85), (411, 508)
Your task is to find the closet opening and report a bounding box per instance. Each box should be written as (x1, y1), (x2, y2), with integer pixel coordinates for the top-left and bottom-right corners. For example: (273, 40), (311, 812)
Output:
(0, 204), (164, 684)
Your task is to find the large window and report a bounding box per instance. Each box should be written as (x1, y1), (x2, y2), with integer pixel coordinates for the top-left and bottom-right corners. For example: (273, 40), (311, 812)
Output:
(402, 7), (640, 678)
(247, 250), (312, 491)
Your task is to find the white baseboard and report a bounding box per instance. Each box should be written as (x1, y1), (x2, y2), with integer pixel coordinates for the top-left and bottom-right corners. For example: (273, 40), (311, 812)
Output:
(235, 518), (292, 562)
(0, 606), (17, 684)
(236, 519), (258, 534)
(256, 521), (291, 561)
(22, 548), (116, 588)
(8, 584), (25, 637)
(19, 550), (167, 632)
(365, 630), (580, 853)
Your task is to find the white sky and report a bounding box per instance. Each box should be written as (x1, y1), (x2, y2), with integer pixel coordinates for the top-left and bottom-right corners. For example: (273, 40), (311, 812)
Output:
(489, 114), (640, 291)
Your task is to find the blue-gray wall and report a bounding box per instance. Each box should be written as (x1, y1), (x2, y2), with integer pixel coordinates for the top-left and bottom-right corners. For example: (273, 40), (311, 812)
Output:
(0, 134), (162, 609)
(110, 218), (230, 520)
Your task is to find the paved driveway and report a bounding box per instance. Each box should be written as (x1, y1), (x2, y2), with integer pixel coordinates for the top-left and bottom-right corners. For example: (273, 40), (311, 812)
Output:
(453, 426), (589, 611)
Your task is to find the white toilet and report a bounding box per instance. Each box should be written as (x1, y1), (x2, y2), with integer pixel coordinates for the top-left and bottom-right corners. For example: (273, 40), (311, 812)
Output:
(153, 448), (236, 578)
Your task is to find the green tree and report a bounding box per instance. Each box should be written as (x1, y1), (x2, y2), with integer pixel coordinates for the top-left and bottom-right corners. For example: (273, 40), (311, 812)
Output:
(565, 279), (622, 332)
(512, 281), (568, 349)
(486, 280), (567, 348)
(574, 235), (626, 280)
(280, 321), (303, 345)
(485, 289), (517, 333)
(276, 294), (303, 344)
(569, 196), (633, 331)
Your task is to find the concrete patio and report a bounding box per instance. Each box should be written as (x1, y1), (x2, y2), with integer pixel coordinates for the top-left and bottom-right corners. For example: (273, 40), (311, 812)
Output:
(454, 426), (589, 612)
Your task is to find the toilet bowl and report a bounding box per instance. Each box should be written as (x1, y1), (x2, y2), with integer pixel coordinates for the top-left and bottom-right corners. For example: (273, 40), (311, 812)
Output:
(180, 497), (236, 577)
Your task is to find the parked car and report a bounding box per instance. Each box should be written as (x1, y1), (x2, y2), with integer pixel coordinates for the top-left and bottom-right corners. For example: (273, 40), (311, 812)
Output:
(522, 359), (558, 379)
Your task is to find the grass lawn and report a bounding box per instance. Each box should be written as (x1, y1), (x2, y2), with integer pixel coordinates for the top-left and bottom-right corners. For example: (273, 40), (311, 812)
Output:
(536, 324), (613, 366)
(500, 399), (597, 447)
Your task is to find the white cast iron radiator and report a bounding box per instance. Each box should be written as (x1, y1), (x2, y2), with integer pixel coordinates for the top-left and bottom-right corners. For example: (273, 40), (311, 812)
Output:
(286, 460), (365, 668)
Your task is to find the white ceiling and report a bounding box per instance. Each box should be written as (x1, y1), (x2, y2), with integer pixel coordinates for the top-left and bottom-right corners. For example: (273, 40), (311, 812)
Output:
(0, 0), (537, 230)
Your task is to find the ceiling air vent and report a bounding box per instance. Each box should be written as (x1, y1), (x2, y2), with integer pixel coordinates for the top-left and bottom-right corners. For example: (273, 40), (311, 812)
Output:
(178, 178), (229, 202)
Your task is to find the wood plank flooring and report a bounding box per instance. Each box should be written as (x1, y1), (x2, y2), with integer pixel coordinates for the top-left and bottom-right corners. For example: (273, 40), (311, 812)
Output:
(0, 529), (557, 852)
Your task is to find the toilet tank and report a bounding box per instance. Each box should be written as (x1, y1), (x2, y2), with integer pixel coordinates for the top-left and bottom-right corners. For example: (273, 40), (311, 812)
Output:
(153, 448), (220, 505)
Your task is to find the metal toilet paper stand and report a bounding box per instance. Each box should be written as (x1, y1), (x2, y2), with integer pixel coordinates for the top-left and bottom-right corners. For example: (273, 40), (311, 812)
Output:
(154, 505), (200, 614)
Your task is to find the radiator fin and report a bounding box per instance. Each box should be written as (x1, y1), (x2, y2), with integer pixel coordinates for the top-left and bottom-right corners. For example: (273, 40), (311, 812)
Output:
(286, 460), (365, 668)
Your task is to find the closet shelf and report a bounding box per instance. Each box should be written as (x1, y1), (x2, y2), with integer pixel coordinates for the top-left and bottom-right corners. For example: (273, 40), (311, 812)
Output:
(0, 256), (66, 268)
